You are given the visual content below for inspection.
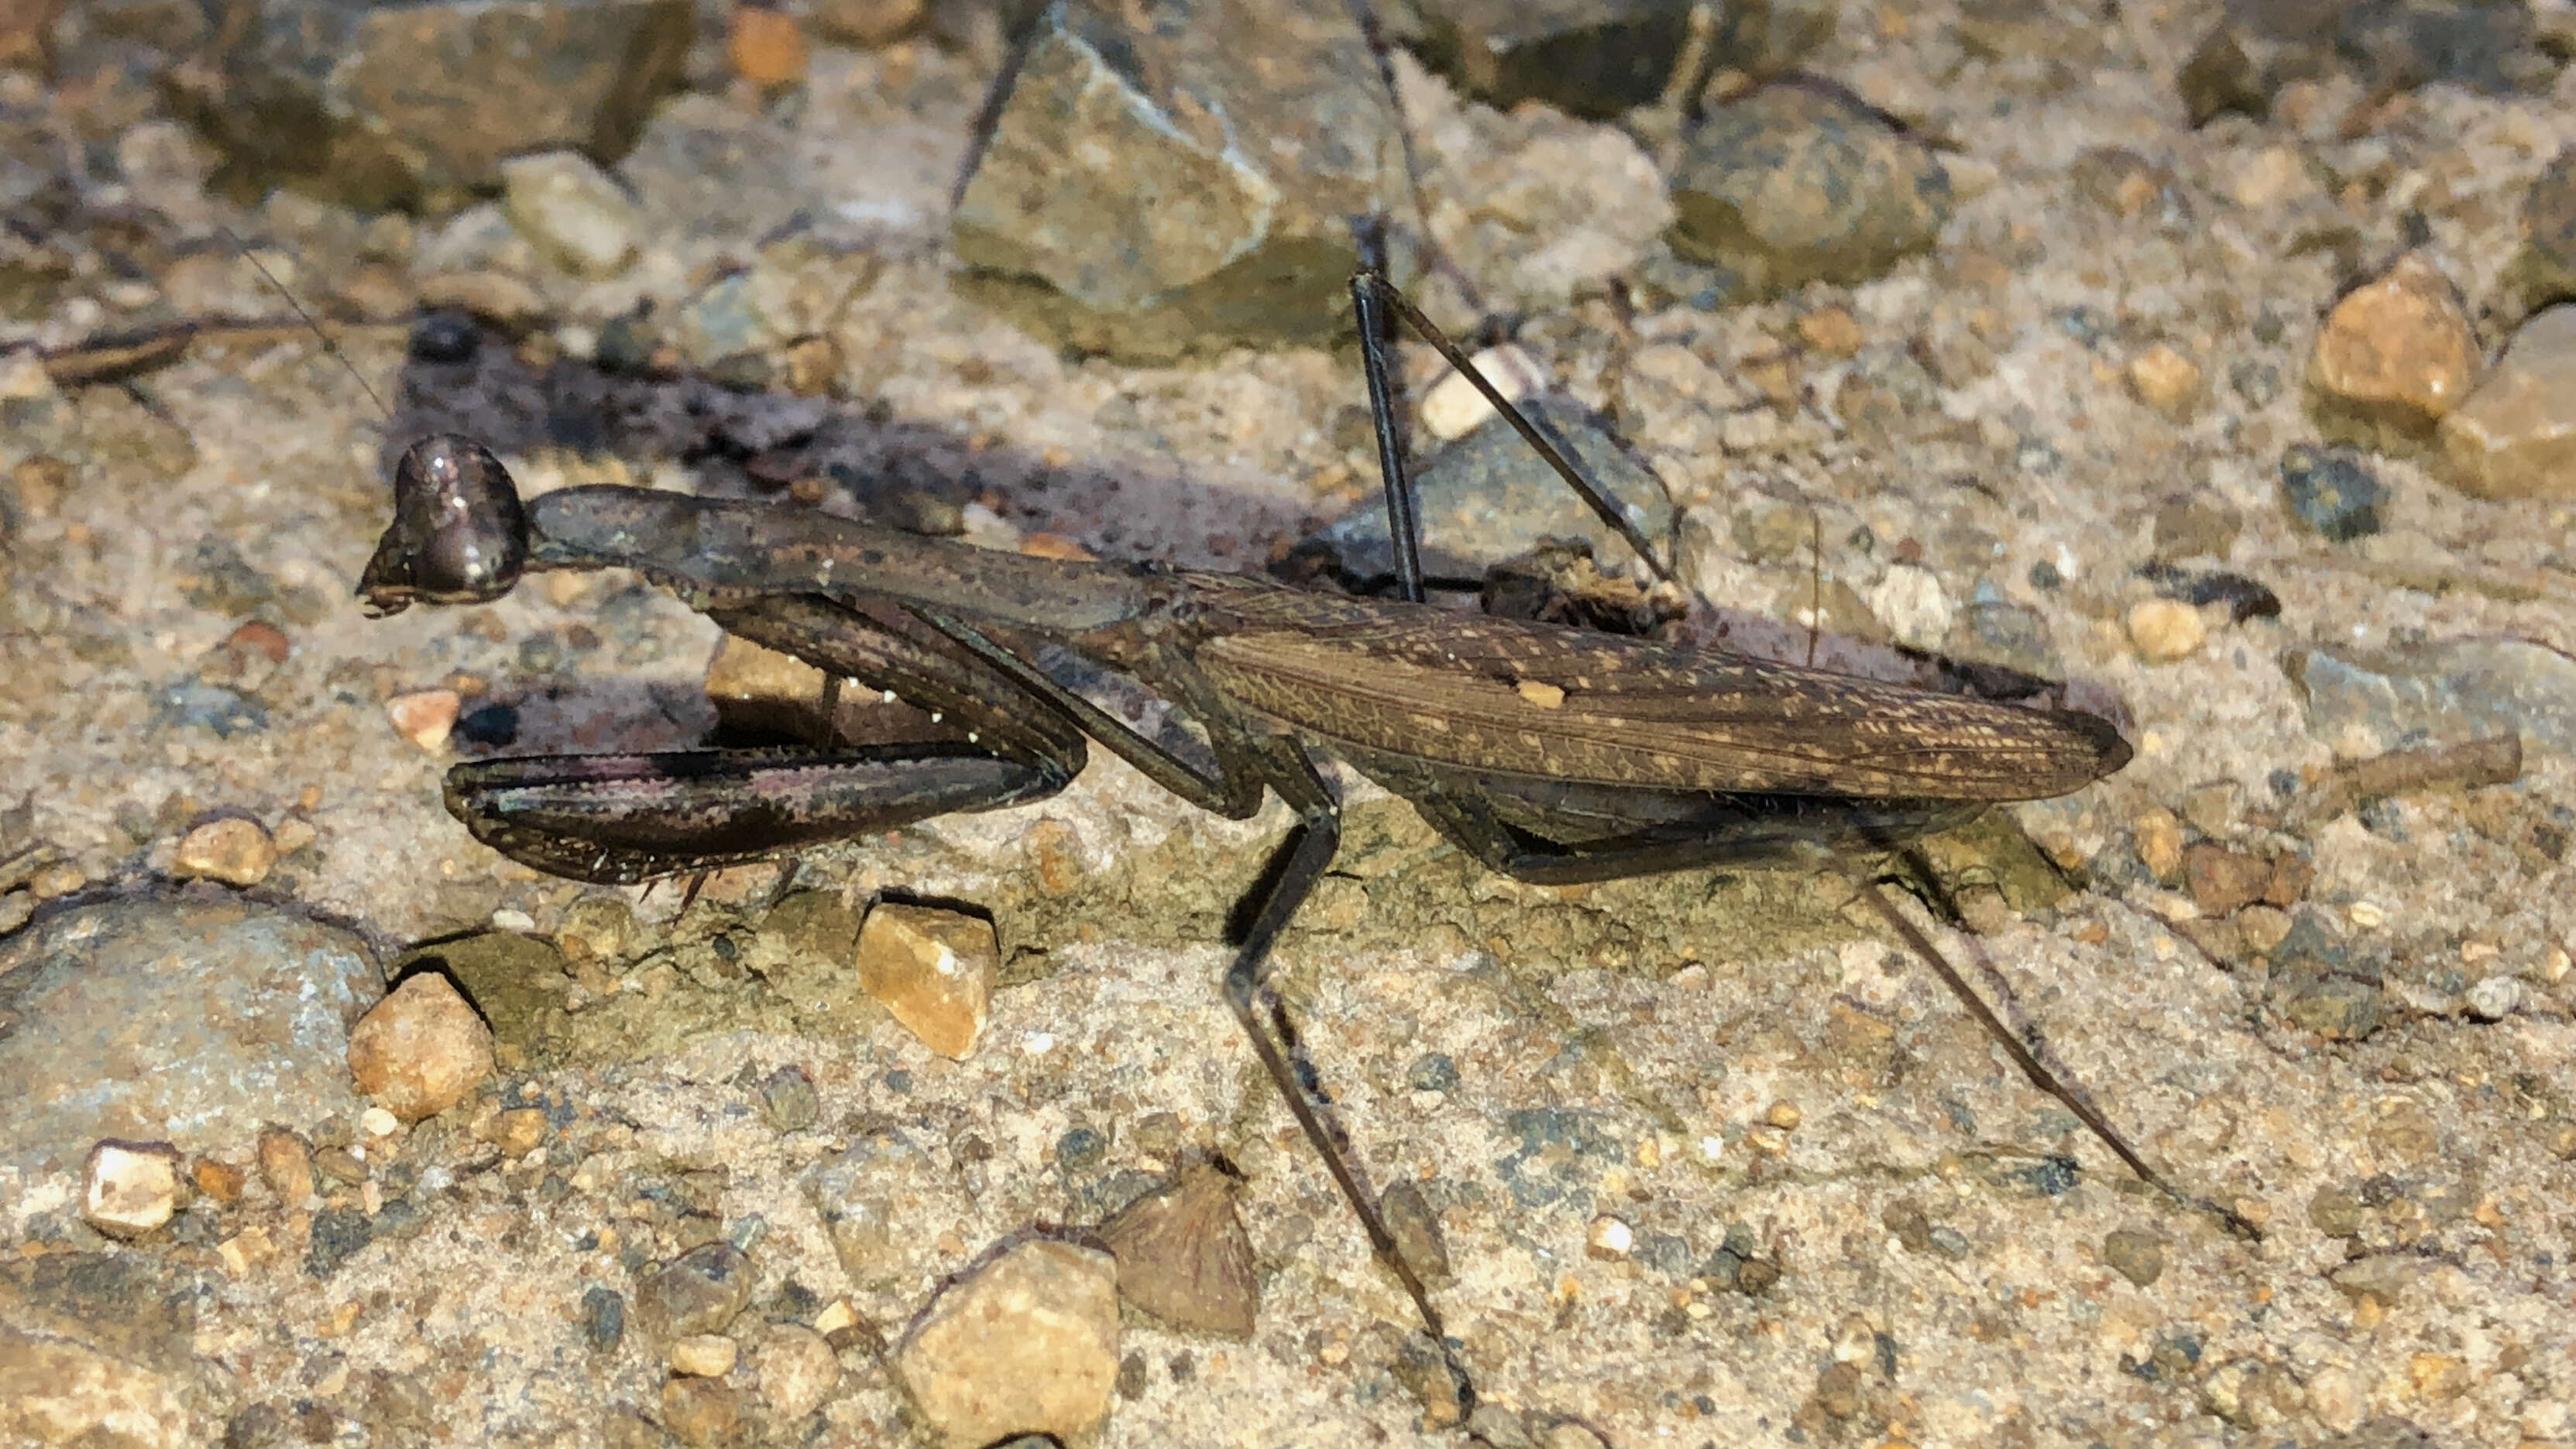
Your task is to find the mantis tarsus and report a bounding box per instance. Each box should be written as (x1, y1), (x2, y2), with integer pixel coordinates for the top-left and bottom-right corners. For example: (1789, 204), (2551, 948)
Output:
(356, 273), (2248, 1414)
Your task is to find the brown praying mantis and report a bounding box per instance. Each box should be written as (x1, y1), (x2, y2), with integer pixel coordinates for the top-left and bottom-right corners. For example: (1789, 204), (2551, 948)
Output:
(355, 270), (2246, 1413)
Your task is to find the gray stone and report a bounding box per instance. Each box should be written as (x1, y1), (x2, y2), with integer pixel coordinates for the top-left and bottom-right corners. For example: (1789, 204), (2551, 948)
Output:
(1667, 85), (1951, 298)
(1297, 396), (1673, 585)
(2179, 1), (2554, 126)
(951, 0), (1404, 361)
(163, 0), (691, 208)
(0, 898), (379, 1182)
(1407, 0), (1831, 120)
(2291, 637), (2576, 756)
(0, 1253), (211, 1448)
(636, 1243), (754, 1340)
(2279, 445), (2385, 541)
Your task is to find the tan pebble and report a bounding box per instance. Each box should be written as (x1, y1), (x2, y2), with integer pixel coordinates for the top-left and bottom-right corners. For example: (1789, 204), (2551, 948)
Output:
(752, 1325), (840, 1420)
(82, 1139), (186, 1239)
(2128, 344), (2202, 417)
(386, 688), (462, 752)
(669, 1333), (740, 1378)
(2125, 598), (2206, 662)
(271, 817), (317, 856)
(2304, 1365), (2366, 1434)
(854, 904), (995, 1059)
(173, 817), (276, 886)
(223, 619), (291, 665)
(659, 1376), (740, 1447)
(346, 973), (495, 1121)
(2134, 808), (2185, 881)
(2184, 843), (2271, 915)
(1796, 307), (1863, 356)
(2407, 1351), (2469, 1399)
(2227, 145), (2317, 208)
(488, 1107), (547, 1155)
(2308, 252), (2479, 439)
(191, 1157), (246, 1204)
(360, 1107), (401, 1138)
(1764, 1100), (1802, 1131)
(727, 5), (806, 84)
(27, 860), (85, 898)
(2437, 304), (2576, 501)
(1585, 1215), (1634, 1260)
(894, 1238), (1120, 1448)
(256, 1126), (315, 1203)
(1420, 343), (1543, 442)
(217, 1225), (277, 1278)
(2236, 903), (2293, 953)
(781, 334), (843, 397)
(1018, 532), (1096, 561)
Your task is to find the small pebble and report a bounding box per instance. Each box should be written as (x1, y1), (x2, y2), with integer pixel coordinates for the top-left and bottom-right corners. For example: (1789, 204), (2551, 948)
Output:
(637, 1243), (754, 1339)
(659, 1376), (740, 1447)
(894, 1238), (1121, 1449)
(2464, 975), (2524, 1021)
(489, 1107), (546, 1155)
(172, 817), (276, 886)
(582, 1286), (627, 1352)
(256, 1127), (315, 1204)
(359, 1106), (400, 1138)
(385, 689), (462, 752)
(1764, 1100), (1802, 1131)
(499, 151), (641, 278)
(1419, 344), (1543, 442)
(1796, 306), (1863, 356)
(2279, 445), (2386, 541)
(2134, 808), (2185, 880)
(854, 903), (996, 1059)
(1380, 1179), (1451, 1284)
(752, 1324), (840, 1422)
(2184, 843), (2271, 915)
(727, 4), (807, 84)
(2100, 1228), (2166, 1286)
(761, 1064), (820, 1132)
(81, 1139), (185, 1238)
(191, 1156), (246, 1204)
(2438, 304), (2576, 501)
(1866, 565), (1955, 652)
(2128, 344), (2203, 417)
(2125, 598), (2207, 663)
(2306, 252), (2478, 443)
(668, 1334), (740, 1378)
(1585, 1215), (1634, 1260)
(347, 974), (494, 1121)
(28, 860), (85, 898)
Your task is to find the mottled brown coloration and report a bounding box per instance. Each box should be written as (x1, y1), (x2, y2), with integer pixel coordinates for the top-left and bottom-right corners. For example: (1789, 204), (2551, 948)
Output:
(1190, 582), (2127, 799)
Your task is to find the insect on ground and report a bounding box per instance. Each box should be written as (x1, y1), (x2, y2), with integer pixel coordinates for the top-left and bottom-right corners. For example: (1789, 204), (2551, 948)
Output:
(328, 217), (2273, 1437)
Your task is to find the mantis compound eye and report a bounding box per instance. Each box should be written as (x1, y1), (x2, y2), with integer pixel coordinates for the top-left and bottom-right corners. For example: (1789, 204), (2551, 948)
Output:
(357, 434), (529, 616)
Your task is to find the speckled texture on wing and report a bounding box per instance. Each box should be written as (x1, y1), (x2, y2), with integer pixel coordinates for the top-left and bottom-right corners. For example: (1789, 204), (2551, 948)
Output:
(1192, 591), (2128, 802)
